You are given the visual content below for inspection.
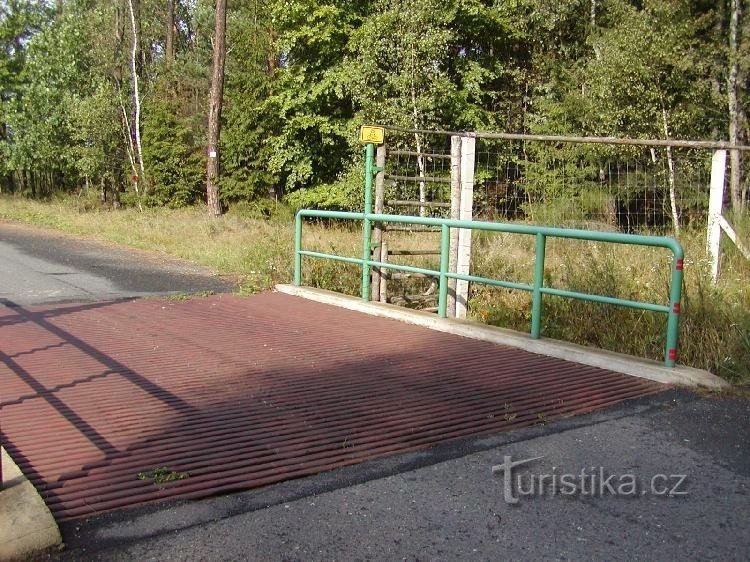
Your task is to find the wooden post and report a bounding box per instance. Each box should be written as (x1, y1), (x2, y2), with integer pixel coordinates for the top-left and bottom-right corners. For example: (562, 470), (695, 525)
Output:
(708, 150), (727, 283)
(447, 135), (462, 317)
(379, 241), (389, 303)
(371, 145), (386, 299)
(455, 135), (475, 319)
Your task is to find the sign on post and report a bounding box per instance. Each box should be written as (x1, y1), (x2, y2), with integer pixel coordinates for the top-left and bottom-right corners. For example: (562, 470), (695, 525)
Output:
(360, 126), (385, 145)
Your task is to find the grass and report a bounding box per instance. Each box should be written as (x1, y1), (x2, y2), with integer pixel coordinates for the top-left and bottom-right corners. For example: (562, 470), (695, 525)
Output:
(1, 193), (748, 384)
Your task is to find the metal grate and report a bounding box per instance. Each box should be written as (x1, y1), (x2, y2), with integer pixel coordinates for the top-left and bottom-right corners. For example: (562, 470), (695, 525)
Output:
(0, 293), (665, 520)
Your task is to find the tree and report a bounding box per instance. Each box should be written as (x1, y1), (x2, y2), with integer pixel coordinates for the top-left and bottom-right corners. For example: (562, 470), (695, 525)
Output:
(206, 0), (227, 217)
(219, 0), (278, 202)
(570, 0), (718, 232)
(728, 0), (746, 212)
(126, 0), (146, 201)
(165, 0), (175, 64)
(263, 0), (368, 193)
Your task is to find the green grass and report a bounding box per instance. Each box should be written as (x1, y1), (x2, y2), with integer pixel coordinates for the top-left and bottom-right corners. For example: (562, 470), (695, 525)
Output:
(1, 193), (748, 384)
(469, 231), (750, 383)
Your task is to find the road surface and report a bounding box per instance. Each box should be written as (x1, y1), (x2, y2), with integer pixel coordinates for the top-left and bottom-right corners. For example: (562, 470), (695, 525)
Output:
(0, 222), (235, 305)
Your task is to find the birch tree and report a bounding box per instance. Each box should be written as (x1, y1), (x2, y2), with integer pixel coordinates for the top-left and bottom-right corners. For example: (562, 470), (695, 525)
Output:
(126, 0), (146, 199)
(579, 0), (714, 231)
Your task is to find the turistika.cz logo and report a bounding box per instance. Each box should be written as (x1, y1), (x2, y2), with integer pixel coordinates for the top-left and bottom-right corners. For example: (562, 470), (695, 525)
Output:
(491, 455), (688, 505)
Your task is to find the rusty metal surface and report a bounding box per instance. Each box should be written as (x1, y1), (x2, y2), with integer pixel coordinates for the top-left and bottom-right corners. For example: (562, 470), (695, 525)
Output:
(0, 293), (665, 520)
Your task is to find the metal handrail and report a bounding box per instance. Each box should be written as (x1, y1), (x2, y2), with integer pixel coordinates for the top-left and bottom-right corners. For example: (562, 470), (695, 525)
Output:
(293, 209), (685, 367)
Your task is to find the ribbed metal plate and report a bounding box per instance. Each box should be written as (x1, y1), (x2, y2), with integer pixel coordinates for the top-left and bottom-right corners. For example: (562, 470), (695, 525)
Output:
(0, 293), (664, 520)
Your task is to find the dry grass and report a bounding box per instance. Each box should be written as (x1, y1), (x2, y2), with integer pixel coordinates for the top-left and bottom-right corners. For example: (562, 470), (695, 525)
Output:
(1, 193), (747, 383)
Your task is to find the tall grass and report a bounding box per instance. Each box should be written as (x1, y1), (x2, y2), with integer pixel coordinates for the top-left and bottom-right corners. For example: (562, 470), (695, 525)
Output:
(1, 193), (747, 383)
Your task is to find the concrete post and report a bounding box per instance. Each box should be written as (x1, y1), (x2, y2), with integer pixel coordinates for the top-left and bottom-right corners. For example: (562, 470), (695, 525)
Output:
(707, 150), (727, 283)
(455, 135), (475, 319)
(447, 135), (462, 317)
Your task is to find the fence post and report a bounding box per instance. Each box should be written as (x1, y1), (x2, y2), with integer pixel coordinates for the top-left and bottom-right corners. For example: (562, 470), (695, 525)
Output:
(294, 211), (303, 286)
(447, 135), (462, 317)
(531, 233), (546, 339)
(708, 150), (727, 283)
(455, 135), (475, 319)
(665, 250), (684, 367)
(379, 241), (389, 303)
(371, 144), (386, 299)
(361, 143), (375, 300)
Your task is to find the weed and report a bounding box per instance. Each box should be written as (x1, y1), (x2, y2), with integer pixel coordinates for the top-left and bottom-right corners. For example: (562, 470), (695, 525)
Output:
(137, 466), (189, 485)
(166, 290), (215, 301)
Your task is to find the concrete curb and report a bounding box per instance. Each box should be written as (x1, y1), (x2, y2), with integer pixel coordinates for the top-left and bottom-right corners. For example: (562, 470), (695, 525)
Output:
(275, 284), (729, 390)
(1, 447), (62, 561)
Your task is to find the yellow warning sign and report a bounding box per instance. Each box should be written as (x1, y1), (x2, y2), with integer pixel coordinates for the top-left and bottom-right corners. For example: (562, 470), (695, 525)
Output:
(359, 125), (385, 144)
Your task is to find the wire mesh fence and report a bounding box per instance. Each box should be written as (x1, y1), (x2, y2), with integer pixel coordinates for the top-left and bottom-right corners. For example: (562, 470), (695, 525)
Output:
(476, 139), (720, 233)
(381, 130), (454, 220)
(381, 127), (730, 233)
(373, 126), (750, 314)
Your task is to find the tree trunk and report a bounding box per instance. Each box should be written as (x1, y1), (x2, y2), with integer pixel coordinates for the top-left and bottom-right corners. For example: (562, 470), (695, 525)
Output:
(728, 0), (744, 212)
(409, 54), (426, 217)
(206, 0), (227, 217)
(590, 0), (596, 29)
(165, 0), (175, 64)
(661, 107), (680, 235)
(126, 0), (146, 196)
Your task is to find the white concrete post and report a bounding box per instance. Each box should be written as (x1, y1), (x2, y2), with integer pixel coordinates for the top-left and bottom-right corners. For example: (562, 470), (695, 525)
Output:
(447, 135), (462, 317)
(455, 135), (475, 319)
(707, 150), (727, 283)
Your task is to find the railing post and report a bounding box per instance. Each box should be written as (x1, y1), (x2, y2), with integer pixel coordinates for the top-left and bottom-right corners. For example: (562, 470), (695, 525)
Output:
(294, 211), (303, 286)
(665, 250), (684, 367)
(361, 143), (375, 300)
(438, 224), (450, 318)
(531, 233), (546, 339)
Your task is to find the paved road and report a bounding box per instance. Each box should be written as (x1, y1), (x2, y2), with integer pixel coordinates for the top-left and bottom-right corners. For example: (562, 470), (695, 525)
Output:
(2, 221), (748, 561)
(52, 390), (749, 561)
(0, 222), (236, 305)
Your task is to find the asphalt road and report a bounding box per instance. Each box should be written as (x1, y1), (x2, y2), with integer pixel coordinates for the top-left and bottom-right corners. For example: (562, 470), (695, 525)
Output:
(0, 222), (236, 305)
(53, 390), (749, 561)
(2, 221), (748, 561)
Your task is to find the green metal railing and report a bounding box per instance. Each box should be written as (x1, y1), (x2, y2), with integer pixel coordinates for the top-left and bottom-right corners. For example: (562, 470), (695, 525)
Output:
(293, 144), (685, 367)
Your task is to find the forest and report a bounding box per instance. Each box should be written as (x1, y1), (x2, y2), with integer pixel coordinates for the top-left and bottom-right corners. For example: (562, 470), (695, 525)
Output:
(0, 0), (747, 216)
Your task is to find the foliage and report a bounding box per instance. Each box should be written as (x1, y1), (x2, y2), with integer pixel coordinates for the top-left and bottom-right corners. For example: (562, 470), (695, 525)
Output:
(0, 0), (746, 211)
(141, 93), (204, 207)
(283, 165), (364, 211)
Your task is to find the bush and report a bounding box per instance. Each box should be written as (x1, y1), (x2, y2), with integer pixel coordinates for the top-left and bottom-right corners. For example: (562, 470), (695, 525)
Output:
(283, 166), (364, 212)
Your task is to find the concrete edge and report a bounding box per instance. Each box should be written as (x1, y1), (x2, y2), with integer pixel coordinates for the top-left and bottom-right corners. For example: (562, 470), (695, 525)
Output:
(1, 447), (62, 561)
(275, 284), (729, 390)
